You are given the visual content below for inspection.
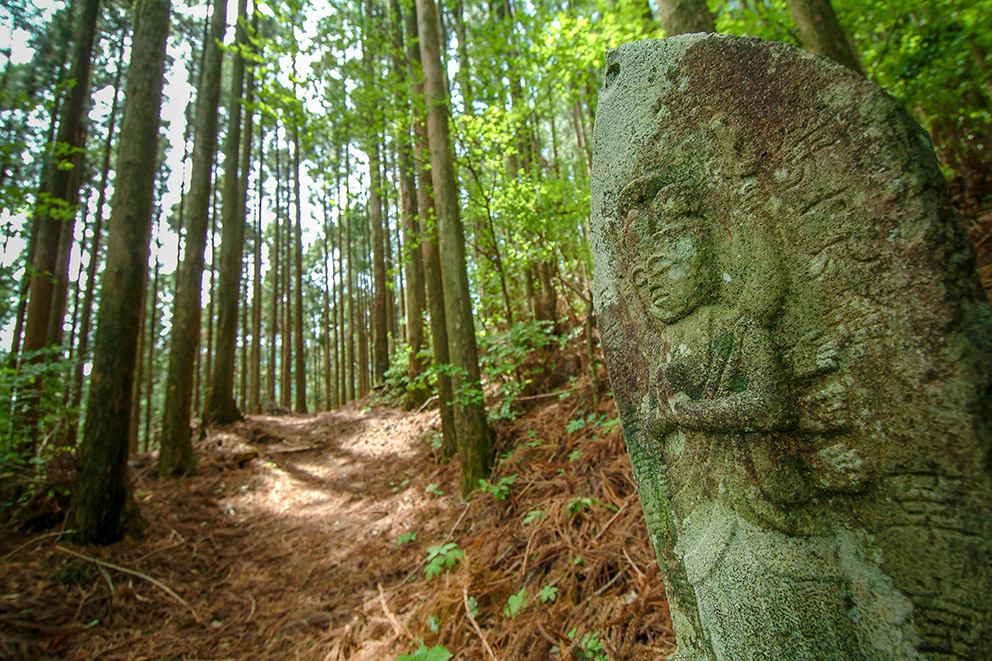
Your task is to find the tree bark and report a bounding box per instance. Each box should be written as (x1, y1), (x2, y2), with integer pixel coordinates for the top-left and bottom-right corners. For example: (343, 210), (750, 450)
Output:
(390, 0), (428, 409)
(345, 150), (356, 403)
(417, 0), (492, 495)
(292, 126), (307, 411)
(69, 0), (172, 545)
(406, 0), (456, 456)
(22, 0), (102, 361)
(268, 127), (279, 406)
(206, 0), (250, 425)
(656, 0), (715, 36)
(280, 140), (292, 408)
(144, 230), (161, 451)
(46, 143), (87, 348)
(158, 0), (228, 475)
(784, 0), (863, 75)
(249, 123), (264, 414)
(363, 0), (390, 386)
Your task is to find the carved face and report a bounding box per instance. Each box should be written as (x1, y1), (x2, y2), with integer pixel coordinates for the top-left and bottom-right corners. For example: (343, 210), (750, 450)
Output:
(631, 230), (711, 323)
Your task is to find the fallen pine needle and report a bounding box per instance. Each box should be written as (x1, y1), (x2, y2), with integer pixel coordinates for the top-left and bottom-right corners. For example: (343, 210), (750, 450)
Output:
(56, 545), (199, 620)
(397, 501), (473, 586)
(463, 584), (498, 660)
(1, 529), (74, 561)
(377, 583), (413, 641)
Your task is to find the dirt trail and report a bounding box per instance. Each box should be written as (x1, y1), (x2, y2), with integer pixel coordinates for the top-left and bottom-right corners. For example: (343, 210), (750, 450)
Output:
(1, 405), (450, 659)
(1, 396), (674, 660)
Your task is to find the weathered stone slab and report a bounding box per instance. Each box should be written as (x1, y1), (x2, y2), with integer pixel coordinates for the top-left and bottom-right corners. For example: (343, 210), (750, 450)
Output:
(592, 35), (992, 660)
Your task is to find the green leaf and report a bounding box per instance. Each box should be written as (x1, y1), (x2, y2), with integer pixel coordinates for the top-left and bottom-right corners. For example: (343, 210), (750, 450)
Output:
(523, 509), (544, 524)
(503, 587), (528, 619)
(395, 644), (452, 661)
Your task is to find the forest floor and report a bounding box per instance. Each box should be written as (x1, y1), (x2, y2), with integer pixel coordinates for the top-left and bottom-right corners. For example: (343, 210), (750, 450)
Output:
(0, 384), (675, 660)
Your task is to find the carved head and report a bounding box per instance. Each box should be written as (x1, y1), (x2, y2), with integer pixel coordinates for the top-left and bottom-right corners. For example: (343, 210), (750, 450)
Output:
(619, 175), (716, 324)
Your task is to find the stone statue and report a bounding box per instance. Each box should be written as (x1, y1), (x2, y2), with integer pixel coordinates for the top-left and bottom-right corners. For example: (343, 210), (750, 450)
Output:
(592, 35), (992, 660)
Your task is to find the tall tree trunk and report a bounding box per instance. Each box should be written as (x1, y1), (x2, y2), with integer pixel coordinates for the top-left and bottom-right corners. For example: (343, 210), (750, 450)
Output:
(388, 0), (429, 410)
(47, 145), (87, 348)
(129, 282), (147, 455)
(206, 0), (250, 425)
(784, 0), (863, 75)
(345, 150), (356, 403)
(406, 0), (456, 456)
(268, 128), (279, 406)
(322, 195), (334, 409)
(200, 189), (218, 415)
(292, 126), (307, 411)
(363, 0), (390, 386)
(5, 40), (70, 365)
(159, 0), (228, 475)
(452, 0), (473, 113)
(250, 123), (264, 414)
(280, 140), (292, 408)
(417, 0), (492, 494)
(336, 157), (347, 405)
(69, 0), (172, 546)
(656, 0), (715, 36)
(22, 0), (101, 362)
(144, 230), (161, 452)
(239, 261), (249, 411)
(238, 43), (257, 412)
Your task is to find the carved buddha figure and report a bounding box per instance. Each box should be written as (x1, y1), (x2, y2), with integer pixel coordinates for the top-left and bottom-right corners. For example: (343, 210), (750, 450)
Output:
(618, 176), (888, 659)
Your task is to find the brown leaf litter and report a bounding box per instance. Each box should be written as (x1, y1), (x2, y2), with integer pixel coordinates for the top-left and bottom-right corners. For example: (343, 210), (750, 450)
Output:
(0, 388), (674, 660)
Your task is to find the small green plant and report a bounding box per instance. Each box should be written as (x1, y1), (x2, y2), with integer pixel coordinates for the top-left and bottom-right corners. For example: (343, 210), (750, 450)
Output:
(423, 542), (463, 579)
(478, 319), (556, 422)
(504, 587), (528, 619)
(426, 614), (440, 633)
(466, 595), (479, 618)
(395, 644), (452, 661)
(568, 449), (583, 462)
(53, 561), (92, 585)
(568, 497), (619, 516)
(390, 477), (411, 493)
(566, 629), (607, 661)
(525, 430), (545, 448)
(522, 509), (544, 524)
(397, 531), (418, 546)
(479, 473), (517, 500)
(538, 584), (558, 603)
(566, 417), (587, 434)
(423, 430), (443, 451)
(425, 482), (444, 497)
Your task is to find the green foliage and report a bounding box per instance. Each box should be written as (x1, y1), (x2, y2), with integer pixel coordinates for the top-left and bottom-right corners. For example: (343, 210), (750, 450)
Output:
(466, 595), (479, 618)
(395, 644), (452, 661)
(479, 320), (555, 422)
(566, 417), (587, 434)
(567, 628), (608, 661)
(425, 614), (440, 633)
(425, 483), (444, 497)
(538, 584), (558, 604)
(523, 509), (544, 524)
(503, 587), (528, 619)
(53, 560), (92, 585)
(396, 531), (417, 546)
(478, 473), (517, 500)
(423, 542), (463, 580)
(568, 497), (619, 516)
(0, 348), (78, 481)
